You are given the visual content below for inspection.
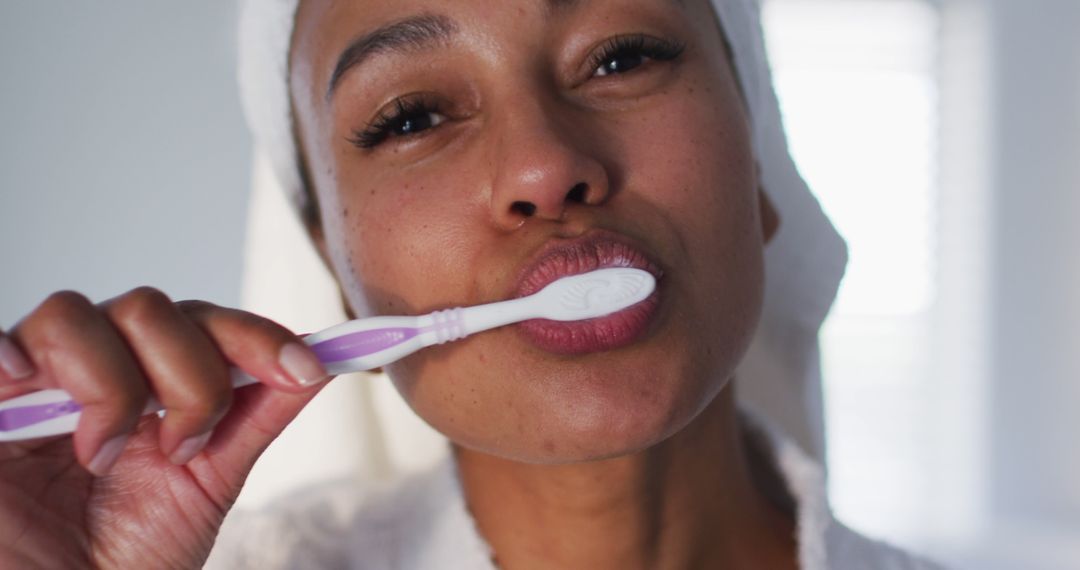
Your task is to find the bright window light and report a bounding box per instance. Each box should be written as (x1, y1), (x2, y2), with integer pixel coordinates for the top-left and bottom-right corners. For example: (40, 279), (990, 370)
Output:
(763, 0), (941, 545)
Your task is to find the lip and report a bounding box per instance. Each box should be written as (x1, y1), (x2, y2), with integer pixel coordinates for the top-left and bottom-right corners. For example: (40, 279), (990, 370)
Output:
(512, 230), (665, 355)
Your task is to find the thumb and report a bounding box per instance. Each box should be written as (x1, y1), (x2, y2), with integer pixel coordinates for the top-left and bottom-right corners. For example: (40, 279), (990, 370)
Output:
(193, 376), (332, 489)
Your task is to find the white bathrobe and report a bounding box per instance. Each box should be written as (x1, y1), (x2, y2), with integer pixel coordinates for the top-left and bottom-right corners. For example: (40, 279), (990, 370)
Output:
(206, 409), (944, 569)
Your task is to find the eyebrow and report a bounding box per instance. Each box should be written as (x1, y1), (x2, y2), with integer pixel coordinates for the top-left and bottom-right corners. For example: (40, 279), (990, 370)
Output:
(324, 0), (685, 100)
(326, 14), (458, 101)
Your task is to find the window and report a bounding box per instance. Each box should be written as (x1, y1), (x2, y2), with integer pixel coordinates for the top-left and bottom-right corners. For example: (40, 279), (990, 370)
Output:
(763, 0), (945, 550)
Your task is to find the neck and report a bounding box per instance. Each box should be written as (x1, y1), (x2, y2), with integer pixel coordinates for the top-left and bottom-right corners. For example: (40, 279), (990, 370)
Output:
(454, 384), (798, 570)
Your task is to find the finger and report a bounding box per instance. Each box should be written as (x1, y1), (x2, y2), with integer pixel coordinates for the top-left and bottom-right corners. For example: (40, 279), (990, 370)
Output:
(176, 301), (330, 479)
(0, 327), (35, 382)
(13, 291), (148, 475)
(101, 287), (232, 465)
(177, 301), (329, 391)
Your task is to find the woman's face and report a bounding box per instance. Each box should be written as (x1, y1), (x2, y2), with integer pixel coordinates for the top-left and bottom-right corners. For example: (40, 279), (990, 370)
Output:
(290, 0), (769, 463)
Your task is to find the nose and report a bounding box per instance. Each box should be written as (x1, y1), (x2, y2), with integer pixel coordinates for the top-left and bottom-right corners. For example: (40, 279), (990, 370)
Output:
(489, 98), (610, 230)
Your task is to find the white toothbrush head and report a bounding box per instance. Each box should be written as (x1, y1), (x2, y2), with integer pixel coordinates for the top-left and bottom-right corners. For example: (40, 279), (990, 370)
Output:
(531, 267), (656, 321)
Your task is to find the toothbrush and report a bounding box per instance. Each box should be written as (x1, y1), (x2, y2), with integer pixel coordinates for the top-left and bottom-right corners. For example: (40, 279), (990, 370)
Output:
(0, 267), (656, 442)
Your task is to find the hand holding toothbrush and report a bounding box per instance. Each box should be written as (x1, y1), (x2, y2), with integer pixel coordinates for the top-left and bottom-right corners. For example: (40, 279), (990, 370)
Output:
(0, 289), (334, 568)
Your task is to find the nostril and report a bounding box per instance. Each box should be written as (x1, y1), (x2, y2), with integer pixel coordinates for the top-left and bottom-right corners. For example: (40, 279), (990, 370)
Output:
(567, 182), (587, 204)
(511, 201), (537, 217)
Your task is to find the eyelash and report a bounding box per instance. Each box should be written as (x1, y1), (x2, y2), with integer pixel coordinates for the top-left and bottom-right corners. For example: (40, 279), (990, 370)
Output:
(348, 96), (445, 149)
(348, 33), (686, 150)
(586, 34), (685, 78)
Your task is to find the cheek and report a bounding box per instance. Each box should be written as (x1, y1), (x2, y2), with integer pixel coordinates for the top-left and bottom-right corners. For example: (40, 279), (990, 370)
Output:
(322, 165), (486, 318)
(616, 78), (760, 280)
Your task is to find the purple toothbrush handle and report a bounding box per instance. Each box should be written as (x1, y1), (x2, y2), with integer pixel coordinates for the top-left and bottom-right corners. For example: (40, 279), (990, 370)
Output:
(307, 309), (466, 364)
(309, 327), (421, 363)
(0, 399), (82, 432)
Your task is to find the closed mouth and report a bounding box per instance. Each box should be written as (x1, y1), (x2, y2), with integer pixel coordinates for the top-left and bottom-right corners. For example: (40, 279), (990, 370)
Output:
(512, 230), (665, 300)
(511, 229), (665, 355)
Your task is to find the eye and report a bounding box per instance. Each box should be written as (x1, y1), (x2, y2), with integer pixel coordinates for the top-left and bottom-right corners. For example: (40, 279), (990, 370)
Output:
(589, 34), (686, 78)
(349, 96), (447, 149)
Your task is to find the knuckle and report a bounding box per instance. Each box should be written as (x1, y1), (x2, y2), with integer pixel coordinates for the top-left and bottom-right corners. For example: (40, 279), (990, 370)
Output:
(89, 385), (147, 418)
(174, 299), (215, 315)
(173, 381), (232, 420)
(179, 397), (216, 419)
(34, 290), (95, 336)
(113, 388), (148, 414)
(39, 290), (93, 320)
(110, 286), (174, 329)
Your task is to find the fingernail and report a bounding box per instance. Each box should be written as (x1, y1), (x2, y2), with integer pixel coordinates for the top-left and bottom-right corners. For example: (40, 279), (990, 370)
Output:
(278, 342), (328, 387)
(0, 335), (34, 380)
(169, 431), (212, 465)
(88, 434), (129, 476)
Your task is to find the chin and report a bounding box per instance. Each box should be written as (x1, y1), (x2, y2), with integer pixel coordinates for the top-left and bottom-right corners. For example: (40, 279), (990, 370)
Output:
(535, 353), (720, 463)
(397, 331), (730, 465)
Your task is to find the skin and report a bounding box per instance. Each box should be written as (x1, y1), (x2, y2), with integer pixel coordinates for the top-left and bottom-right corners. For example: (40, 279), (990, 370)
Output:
(0, 0), (792, 567)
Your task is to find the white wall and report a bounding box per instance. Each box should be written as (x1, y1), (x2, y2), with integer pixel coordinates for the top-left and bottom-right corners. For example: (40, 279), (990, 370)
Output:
(0, 2), (250, 323)
(978, 0), (1080, 566)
